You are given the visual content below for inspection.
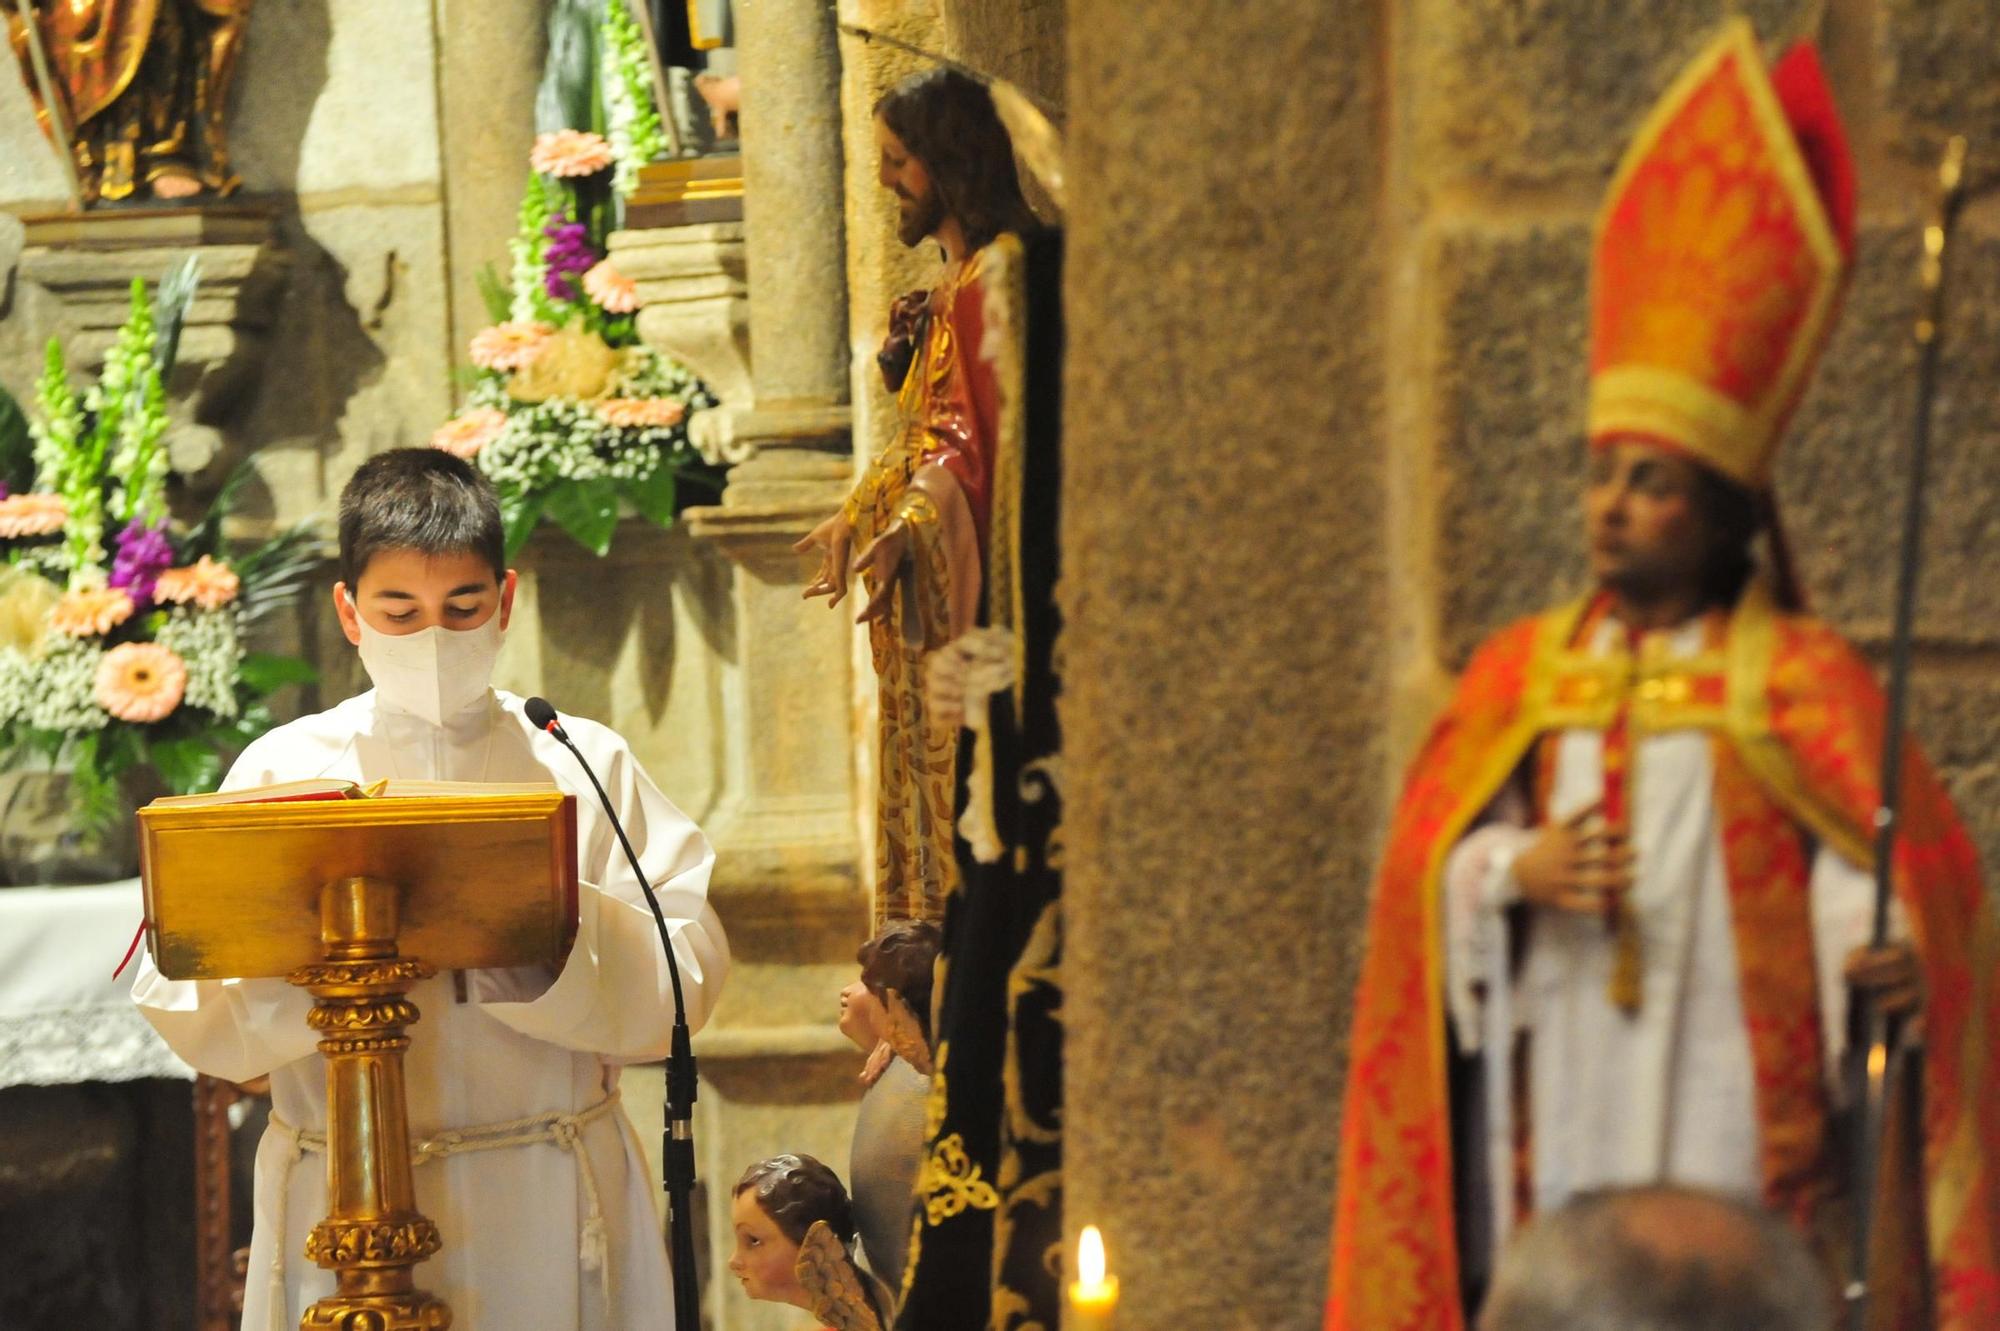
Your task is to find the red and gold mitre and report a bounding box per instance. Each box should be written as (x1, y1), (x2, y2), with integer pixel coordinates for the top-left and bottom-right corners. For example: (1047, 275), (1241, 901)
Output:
(1589, 20), (1857, 489)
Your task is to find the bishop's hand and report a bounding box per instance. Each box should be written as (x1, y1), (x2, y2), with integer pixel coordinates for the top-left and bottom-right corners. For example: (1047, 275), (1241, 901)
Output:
(1513, 801), (1634, 915)
(1844, 942), (1922, 1018)
(796, 510), (856, 608)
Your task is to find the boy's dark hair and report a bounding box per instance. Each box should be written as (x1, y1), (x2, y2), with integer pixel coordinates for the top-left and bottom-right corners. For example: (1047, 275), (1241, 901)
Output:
(873, 68), (1038, 253)
(857, 918), (942, 1043)
(337, 449), (505, 588)
(732, 1154), (855, 1246)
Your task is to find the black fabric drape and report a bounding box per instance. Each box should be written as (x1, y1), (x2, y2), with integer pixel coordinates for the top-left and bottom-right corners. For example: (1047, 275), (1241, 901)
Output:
(894, 229), (1064, 1331)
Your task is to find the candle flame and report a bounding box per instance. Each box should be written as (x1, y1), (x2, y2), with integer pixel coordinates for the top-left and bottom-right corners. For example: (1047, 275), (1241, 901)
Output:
(1079, 1225), (1107, 1286)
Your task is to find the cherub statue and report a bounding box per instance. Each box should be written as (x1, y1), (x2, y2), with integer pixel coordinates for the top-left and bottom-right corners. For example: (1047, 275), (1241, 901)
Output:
(729, 1154), (893, 1331)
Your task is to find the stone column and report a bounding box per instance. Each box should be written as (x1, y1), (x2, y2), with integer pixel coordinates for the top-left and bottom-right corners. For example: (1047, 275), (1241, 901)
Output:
(1060, 3), (1389, 1329)
(683, 0), (857, 907)
(676, 4), (866, 1328)
(711, 0), (853, 494)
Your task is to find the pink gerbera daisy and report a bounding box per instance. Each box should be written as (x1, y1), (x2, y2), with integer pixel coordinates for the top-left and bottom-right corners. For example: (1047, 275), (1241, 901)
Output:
(51, 585), (135, 637)
(583, 260), (641, 314)
(154, 555), (240, 611)
(94, 642), (187, 722)
(431, 407), (508, 459)
(530, 130), (615, 179)
(469, 321), (554, 372)
(0, 493), (68, 539)
(597, 398), (687, 430)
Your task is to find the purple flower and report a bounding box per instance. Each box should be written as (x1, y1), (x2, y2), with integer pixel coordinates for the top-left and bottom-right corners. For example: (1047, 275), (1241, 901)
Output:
(109, 518), (174, 608)
(541, 215), (598, 303)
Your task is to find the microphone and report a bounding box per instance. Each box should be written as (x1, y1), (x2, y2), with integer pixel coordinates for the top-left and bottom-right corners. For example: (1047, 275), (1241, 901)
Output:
(525, 695), (702, 1328)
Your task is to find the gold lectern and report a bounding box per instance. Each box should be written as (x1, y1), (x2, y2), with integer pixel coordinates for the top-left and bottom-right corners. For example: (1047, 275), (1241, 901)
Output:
(139, 789), (580, 1331)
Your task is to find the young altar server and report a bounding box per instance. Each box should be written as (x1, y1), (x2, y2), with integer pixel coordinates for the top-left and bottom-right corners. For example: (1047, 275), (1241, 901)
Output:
(133, 448), (730, 1330)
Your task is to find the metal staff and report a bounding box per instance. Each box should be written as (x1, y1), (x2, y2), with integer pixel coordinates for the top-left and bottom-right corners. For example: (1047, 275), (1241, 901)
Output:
(1845, 132), (1968, 1331)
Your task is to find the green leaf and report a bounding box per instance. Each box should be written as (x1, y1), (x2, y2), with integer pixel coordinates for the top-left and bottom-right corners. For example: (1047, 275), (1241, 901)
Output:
(232, 522), (329, 628)
(154, 255), (201, 383)
(543, 477), (619, 556)
(147, 736), (223, 795)
(237, 652), (319, 695)
(475, 262), (514, 325)
(499, 487), (545, 560)
(537, 0), (601, 135)
(202, 702), (274, 752)
(618, 464), (676, 527)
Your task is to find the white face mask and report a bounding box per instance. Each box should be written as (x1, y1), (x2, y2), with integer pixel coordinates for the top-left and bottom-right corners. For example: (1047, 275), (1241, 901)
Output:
(350, 600), (505, 726)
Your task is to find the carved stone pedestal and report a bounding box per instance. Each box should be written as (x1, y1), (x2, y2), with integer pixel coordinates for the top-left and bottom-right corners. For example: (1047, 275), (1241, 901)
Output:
(611, 222), (750, 414)
(16, 207), (285, 477)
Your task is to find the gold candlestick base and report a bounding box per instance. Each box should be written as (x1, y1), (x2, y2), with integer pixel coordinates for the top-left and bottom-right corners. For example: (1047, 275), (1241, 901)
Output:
(289, 877), (453, 1331)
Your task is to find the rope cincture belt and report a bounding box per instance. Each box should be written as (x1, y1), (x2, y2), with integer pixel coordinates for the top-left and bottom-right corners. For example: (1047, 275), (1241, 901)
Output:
(264, 1086), (623, 1327)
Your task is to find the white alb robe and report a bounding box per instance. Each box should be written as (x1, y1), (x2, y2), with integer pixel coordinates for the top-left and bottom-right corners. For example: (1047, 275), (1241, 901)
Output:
(1442, 616), (1898, 1251)
(132, 689), (729, 1331)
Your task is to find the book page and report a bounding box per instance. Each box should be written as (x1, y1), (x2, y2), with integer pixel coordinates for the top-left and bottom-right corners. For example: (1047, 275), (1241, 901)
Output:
(149, 779), (357, 807)
(370, 780), (560, 799)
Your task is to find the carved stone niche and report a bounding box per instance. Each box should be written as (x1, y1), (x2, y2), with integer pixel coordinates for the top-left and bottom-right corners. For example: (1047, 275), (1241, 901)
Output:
(15, 207), (286, 478)
(608, 221), (750, 463)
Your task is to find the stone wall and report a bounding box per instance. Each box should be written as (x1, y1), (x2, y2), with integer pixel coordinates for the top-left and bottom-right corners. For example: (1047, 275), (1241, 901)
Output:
(1060, 2), (2000, 1328)
(1061, 3), (1387, 1328)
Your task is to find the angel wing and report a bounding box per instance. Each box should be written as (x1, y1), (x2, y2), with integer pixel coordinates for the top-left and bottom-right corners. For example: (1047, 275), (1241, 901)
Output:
(795, 1220), (886, 1331)
(881, 989), (935, 1076)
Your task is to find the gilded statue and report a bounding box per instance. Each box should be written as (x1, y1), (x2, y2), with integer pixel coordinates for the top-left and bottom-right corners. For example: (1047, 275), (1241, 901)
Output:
(7, 0), (255, 205)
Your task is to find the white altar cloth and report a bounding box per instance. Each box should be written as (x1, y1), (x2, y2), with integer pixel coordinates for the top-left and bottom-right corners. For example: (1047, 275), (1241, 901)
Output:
(0, 880), (191, 1087)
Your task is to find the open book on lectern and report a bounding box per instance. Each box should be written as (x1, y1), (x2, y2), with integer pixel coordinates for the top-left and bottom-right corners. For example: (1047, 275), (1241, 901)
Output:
(138, 779), (580, 982)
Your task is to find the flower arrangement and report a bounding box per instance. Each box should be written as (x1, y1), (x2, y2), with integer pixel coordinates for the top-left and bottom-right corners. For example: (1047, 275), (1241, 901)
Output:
(438, 2), (719, 558)
(0, 271), (319, 831)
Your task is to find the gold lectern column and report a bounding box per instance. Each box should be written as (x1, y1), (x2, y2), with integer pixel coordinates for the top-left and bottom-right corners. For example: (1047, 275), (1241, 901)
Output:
(288, 876), (453, 1331)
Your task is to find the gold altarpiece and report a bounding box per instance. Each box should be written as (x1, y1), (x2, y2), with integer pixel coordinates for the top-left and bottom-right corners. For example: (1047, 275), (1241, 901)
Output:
(139, 792), (578, 1331)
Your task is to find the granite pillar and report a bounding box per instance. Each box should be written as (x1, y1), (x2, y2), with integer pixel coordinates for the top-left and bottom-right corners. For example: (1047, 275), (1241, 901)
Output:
(674, 4), (868, 1327)
(1059, 3), (1389, 1328)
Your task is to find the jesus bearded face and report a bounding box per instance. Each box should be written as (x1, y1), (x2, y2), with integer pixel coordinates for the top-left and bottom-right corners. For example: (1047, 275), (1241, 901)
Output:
(875, 118), (947, 247)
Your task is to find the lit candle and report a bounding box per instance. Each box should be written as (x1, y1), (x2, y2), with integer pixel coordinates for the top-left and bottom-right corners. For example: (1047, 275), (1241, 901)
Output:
(1068, 1224), (1119, 1330)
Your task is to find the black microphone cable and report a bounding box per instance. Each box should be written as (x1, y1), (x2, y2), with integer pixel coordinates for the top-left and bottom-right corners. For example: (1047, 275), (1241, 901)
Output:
(525, 695), (702, 1329)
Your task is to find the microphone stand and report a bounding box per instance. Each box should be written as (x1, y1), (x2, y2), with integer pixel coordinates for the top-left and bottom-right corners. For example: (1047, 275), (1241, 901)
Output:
(1843, 134), (1966, 1331)
(531, 700), (703, 1330)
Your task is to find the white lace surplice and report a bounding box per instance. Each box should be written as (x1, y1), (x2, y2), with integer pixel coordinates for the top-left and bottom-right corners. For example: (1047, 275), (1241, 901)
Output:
(131, 689), (729, 1331)
(1442, 617), (1890, 1251)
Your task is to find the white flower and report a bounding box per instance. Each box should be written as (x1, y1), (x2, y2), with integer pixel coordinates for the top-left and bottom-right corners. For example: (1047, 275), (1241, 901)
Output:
(155, 607), (243, 720)
(0, 639), (112, 733)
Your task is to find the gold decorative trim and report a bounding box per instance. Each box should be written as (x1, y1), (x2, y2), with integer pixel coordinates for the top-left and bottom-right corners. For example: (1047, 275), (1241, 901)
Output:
(1927, 897), (1997, 1256)
(686, 0), (723, 50)
(291, 959), (435, 988)
(1587, 367), (1760, 487)
(629, 154), (744, 205)
(299, 1294), (451, 1330)
(1721, 581), (1873, 867)
(308, 999), (423, 1031)
(306, 1218), (445, 1267)
(317, 1035), (414, 1056)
